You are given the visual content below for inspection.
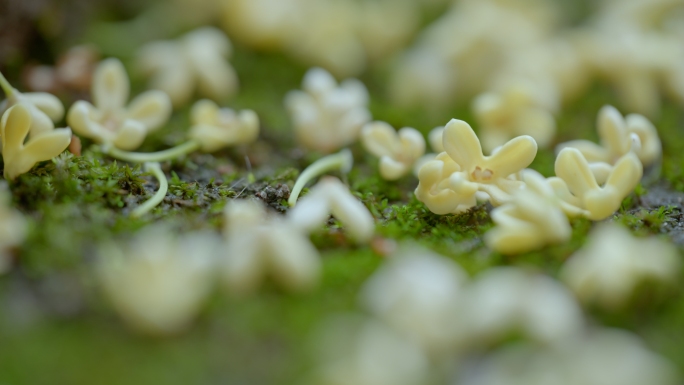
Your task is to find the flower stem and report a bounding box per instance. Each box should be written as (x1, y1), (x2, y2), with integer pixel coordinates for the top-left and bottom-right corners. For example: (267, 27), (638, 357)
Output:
(0, 71), (16, 98)
(288, 148), (353, 207)
(131, 162), (168, 218)
(105, 140), (201, 163)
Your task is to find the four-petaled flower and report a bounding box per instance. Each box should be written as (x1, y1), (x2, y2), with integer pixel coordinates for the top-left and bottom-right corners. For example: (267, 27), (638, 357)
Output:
(1, 104), (72, 180)
(0, 73), (64, 137)
(67, 58), (172, 150)
(188, 99), (259, 152)
(361, 121), (425, 180)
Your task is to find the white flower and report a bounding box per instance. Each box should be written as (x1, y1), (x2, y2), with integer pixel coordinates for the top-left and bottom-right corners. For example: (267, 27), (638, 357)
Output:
(311, 316), (431, 385)
(96, 227), (218, 335)
(0, 185), (27, 274)
(67, 58), (172, 151)
(428, 126), (445, 153)
(359, 246), (467, 353)
(288, 177), (375, 244)
(473, 83), (556, 153)
(285, 67), (371, 153)
(557, 105), (662, 167)
(137, 27), (239, 107)
(458, 329), (678, 385)
(388, 48), (457, 110)
(222, 199), (321, 295)
(188, 99), (259, 152)
(485, 169), (575, 255)
(415, 118), (537, 213)
(1, 104), (72, 180)
(361, 121), (425, 180)
(561, 224), (680, 308)
(554, 147), (642, 221)
(0, 74), (64, 137)
(458, 268), (584, 347)
(221, 0), (302, 50)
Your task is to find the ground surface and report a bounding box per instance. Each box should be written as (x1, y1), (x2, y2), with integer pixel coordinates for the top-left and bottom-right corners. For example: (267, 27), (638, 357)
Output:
(2, 2), (684, 384)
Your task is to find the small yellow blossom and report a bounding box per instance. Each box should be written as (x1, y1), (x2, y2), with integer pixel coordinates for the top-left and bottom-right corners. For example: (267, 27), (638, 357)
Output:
(361, 121), (425, 180)
(188, 99), (259, 152)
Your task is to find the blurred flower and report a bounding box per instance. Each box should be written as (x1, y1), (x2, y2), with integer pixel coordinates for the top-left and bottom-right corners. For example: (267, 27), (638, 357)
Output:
(361, 121), (426, 180)
(0, 71), (64, 138)
(0, 185), (27, 274)
(1, 104), (72, 180)
(288, 177), (375, 244)
(428, 126), (445, 153)
(310, 316), (431, 385)
(473, 83), (556, 153)
(554, 147), (642, 221)
(557, 105), (661, 167)
(221, 0), (302, 50)
(458, 268), (584, 348)
(485, 170), (574, 255)
(458, 328), (678, 385)
(137, 27), (239, 107)
(23, 45), (100, 94)
(359, 246), (467, 353)
(285, 67), (371, 153)
(67, 58), (172, 151)
(561, 224), (680, 309)
(96, 227), (218, 335)
(222, 199), (321, 295)
(188, 99), (259, 152)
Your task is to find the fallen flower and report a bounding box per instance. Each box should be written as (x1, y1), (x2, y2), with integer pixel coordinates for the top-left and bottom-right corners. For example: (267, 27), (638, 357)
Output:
(96, 226), (218, 335)
(188, 99), (259, 152)
(0, 186), (27, 274)
(554, 147), (642, 220)
(0, 71), (64, 137)
(67, 58), (172, 151)
(137, 27), (239, 107)
(361, 121), (425, 180)
(288, 177), (375, 244)
(557, 105), (661, 167)
(414, 152), (477, 215)
(285, 67), (371, 153)
(485, 169), (575, 255)
(561, 223), (680, 309)
(222, 199), (321, 295)
(1, 104), (72, 180)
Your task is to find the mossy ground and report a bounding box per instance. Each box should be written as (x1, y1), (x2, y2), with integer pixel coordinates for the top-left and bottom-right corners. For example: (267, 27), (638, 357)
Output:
(2, 3), (684, 384)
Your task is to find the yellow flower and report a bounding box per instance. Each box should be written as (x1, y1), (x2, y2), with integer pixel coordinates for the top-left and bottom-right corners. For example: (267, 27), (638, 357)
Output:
(67, 58), (172, 151)
(188, 99), (259, 152)
(361, 121), (425, 180)
(1, 104), (71, 180)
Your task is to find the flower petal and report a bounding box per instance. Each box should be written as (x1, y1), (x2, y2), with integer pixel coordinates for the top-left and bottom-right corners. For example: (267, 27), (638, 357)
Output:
(265, 227), (321, 292)
(93, 58), (130, 113)
(428, 126), (444, 153)
(149, 61), (195, 108)
(1, 104), (31, 159)
(443, 119), (483, 171)
(22, 92), (64, 122)
(379, 156), (409, 180)
(113, 119), (147, 151)
(555, 147), (599, 196)
(484, 135), (537, 178)
(515, 107), (556, 148)
(626, 113), (661, 166)
(398, 127), (426, 161)
(556, 139), (609, 163)
(584, 153), (643, 221)
(597, 105), (630, 158)
(192, 55), (240, 101)
(126, 90), (172, 132)
(6, 128), (71, 180)
(223, 233), (265, 295)
(66, 100), (113, 144)
(361, 121), (398, 158)
(190, 99), (220, 125)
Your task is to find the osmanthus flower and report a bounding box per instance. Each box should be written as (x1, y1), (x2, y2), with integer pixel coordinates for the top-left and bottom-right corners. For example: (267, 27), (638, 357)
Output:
(188, 99), (259, 152)
(0, 71), (64, 137)
(288, 177), (375, 244)
(67, 58), (172, 151)
(222, 199), (321, 295)
(360, 121), (425, 180)
(473, 82), (556, 153)
(557, 105), (662, 167)
(359, 246), (468, 354)
(310, 315), (431, 385)
(411, 125), (445, 176)
(96, 226), (218, 335)
(554, 147), (642, 221)
(1, 104), (72, 180)
(415, 118), (538, 214)
(284, 67), (371, 153)
(561, 224), (680, 309)
(137, 27), (239, 107)
(485, 170), (579, 255)
(0, 186), (27, 274)
(458, 329), (678, 385)
(456, 268), (585, 348)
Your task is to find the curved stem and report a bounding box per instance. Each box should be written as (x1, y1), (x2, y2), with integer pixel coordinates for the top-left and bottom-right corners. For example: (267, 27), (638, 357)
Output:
(131, 162), (168, 218)
(105, 140), (201, 163)
(288, 148), (353, 207)
(0, 71), (16, 97)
